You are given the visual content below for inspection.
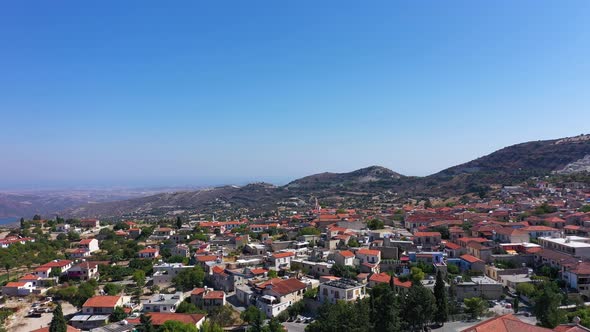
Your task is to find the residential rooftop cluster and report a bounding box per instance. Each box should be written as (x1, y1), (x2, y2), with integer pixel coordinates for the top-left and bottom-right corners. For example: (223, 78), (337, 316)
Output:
(0, 178), (590, 331)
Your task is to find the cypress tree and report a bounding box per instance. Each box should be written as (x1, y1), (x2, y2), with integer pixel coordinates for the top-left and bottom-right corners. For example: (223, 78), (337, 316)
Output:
(433, 270), (448, 325)
(49, 302), (67, 332)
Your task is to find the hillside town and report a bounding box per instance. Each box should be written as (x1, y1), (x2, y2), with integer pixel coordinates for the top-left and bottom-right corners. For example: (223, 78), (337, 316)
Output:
(1, 177), (590, 332)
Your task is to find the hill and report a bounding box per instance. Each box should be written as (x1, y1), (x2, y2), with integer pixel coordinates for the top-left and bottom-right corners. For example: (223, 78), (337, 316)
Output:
(52, 134), (590, 218)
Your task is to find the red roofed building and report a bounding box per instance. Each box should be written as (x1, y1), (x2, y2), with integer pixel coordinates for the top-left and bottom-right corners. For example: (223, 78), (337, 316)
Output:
(413, 231), (442, 250)
(335, 250), (355, 266)
(191, 287), (226, 310)
(268, 251), (295, 270)
(459, 254), (485, 273)
(257, 278), (308, 317)
(82, 296), (125, 314)
(138, 247), (159, 259)
(2, 281), (35, 296)
(461, 314), (552, 332)
(355, 249), (381, 265)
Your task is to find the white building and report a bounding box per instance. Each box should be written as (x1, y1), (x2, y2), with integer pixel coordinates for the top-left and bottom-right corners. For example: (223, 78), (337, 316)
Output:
(142, 292), (184, 312)
(318, 279), (366, 304)
(538, 236), (590, 258)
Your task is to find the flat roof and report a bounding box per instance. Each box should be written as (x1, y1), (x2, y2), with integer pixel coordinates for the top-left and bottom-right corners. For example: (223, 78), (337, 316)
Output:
(539, 237), (590, 248)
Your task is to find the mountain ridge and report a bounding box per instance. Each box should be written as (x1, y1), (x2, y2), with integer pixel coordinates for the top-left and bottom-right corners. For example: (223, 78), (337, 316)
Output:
(4, 134), (589, 219)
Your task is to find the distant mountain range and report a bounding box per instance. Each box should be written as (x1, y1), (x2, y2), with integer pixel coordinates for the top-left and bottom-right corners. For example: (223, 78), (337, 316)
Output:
(2, 134), (589, 220)
(57, 134), (590, 219)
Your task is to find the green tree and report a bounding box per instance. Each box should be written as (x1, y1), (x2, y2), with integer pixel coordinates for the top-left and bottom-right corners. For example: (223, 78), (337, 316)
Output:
(516, 282), (536, 297)
(401, 283), (436, 331)
(173, 266), (205, 291)
(199, 321), (224, 332)
(133, 269), (146, 288)
(267, 270), (278, 278)
(464, 297), (487, 319)
(533, 282), (567, 328)
(110, 306), (127, 322)
(433, 270), (448, 325)
(49, 302), (67, 332)
(160, 320), (198, 332)
(137, 314), (156, 332)
(67, 231), (80, 242)
(241, 306), (265, 325)
(306, 299), (369, 332)
(367, 219), (384, 230)
(410, 267), (425, 282)
(347, 238), (360, 247)
(513, 296), (520, 314)
(267, 317), (285, 332)
(371, 283), (400, 332)
(176, 216), (183, 230)
(103, 283), (123, 296)
(176, 301), (201, 314)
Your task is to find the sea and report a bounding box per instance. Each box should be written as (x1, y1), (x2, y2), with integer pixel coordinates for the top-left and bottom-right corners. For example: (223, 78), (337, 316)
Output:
(0, 217), (18, 226)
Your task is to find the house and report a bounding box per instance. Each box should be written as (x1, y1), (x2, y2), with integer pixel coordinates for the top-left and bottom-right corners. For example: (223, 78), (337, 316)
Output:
(521, 226), (560, 239)
(538, 236), (590, 258)
(2, 281), (35, 296)
(142, 292), (184, 312)
(18, 274), (41, 287)
(454, 276), (503, 301)
(256, 278), (307, 317)
(171, 244), (191, 258)
(138, 247), (160, 259)
(444, 242), (464, 258)
(68, 261), (101, 280)
(152, 263), (195, 286)
(413, 232), (442, 250)
(80, 218), (100, 229)
(268, 252), (295, 271)
(191, 287), (227, 310)
(129, 312), (205, 330)
(318, 279), (366, 304)
(563, 261), (590, 299)
(128, 228), (142, 239)
(459, 254), (485, 273)
(334, 250), (355, 266)
(355, 249), (381, 265)
(55, 224), (71, 233)
(466, 242), (492, 263)
(208, 265), (233, 292)
(494, 228), (529, 243)
(0, 236), (35, 248)
(79, 238), (100, 253)
(34, 260), (73, 278)
(149, 227), (176, 241)
(367, 273), (412, 293)
(82, 295), (125, 314)
(460, 313), (552, 332)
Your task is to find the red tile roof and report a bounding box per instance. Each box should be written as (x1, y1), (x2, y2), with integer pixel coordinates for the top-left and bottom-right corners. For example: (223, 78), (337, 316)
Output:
(203, 290), (225, 300)
(4, 282), (28, 287)
(272, 252), (295, 259)
(357, 249), (380, 256)
(82, 296), (121, 308)
(266, 278), (307, 296)
(460, 254), (484, 264)
(339, 250), (355, 258)
(461, 314), (552, 332)
(369, 272), (391, 284)
(196, 255), (218, 262)
(413, 231), (441, 237)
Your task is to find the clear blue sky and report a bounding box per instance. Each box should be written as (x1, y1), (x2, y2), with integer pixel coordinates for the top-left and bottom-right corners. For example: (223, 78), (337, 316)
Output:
(1, 1), (589, 189)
